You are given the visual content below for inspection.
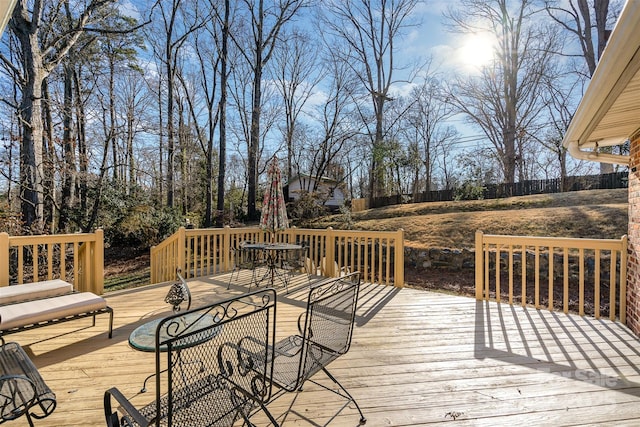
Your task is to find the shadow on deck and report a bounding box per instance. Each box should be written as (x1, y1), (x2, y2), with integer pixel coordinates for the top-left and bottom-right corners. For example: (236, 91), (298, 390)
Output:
(7, 270), (640, 426)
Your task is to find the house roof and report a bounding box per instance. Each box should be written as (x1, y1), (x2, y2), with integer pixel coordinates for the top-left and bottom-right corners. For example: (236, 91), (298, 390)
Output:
(287, 173), (339, 185)
(562, 0), (640, 166)
(0, 0), (16, 37)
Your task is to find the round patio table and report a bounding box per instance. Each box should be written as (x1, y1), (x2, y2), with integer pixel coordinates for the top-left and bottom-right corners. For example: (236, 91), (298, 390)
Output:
(129, 312), (221, 392)
(129, 312), (219, 352)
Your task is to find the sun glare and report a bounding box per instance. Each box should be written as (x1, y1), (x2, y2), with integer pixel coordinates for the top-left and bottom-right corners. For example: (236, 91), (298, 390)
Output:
(458, 33), (496, 69)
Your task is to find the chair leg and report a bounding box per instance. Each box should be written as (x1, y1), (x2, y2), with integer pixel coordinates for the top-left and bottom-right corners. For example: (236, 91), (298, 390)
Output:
(227, 267), (237, 290)
(321, 366), (366, 425)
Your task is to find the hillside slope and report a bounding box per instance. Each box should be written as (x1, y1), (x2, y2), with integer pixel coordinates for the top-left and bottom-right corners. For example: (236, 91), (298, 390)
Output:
(311, 189), (628, 249)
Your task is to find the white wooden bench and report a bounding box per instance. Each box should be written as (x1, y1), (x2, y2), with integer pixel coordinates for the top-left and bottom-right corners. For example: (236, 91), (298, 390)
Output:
(0, 280), (113, 340)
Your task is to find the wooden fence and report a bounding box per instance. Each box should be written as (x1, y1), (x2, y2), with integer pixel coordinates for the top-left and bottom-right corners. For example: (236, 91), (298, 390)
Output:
(370, 171), (628, 209)
(0, 230), (104, 294)
(150, 227), (404, 288)
(475, 230), (627, 322)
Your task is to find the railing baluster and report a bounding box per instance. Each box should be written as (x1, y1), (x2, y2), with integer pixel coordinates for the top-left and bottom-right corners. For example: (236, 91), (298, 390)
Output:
(33, 244), (39, 282)
(535, 246), (540, 309)
(47, 243), (53, 280)
(521, 244), (526, 307)
(548, 246), (554, 311)
(610, 250), (617, 321)
(595, 249), (601, 319)
(508, 245), (514, 305)
(579, 248), (585, 316)
(18, 245), (24, 284)
(60, 242), (67, 282)
(496, 245), (501, 303)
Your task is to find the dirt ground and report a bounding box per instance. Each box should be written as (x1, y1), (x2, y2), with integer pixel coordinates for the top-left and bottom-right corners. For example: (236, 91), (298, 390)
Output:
(405, 266), (609, 318)
(404, 267), (476, 295)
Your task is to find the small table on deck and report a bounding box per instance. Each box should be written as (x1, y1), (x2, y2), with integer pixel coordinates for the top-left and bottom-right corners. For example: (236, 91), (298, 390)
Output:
(242, 243), (302, 288)
(129, 312), (220, 392)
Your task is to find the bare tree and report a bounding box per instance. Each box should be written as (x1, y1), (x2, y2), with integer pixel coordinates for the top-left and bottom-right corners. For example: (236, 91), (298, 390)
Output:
(543, 0), (623, 174)
(216, 0), (231, 227)
(444, 0), (557, 185)
(402, 76), (455, 198)
(174, 0), (227, 226)
(232, 0), (307, 220)
(3, 0), (117, 230)
(148, 0), (208, 209)
(320, 0), (421, 199)
(299, 51), (361, 195)
(544, 0), (622, 77)
(272, 28), (320, 199)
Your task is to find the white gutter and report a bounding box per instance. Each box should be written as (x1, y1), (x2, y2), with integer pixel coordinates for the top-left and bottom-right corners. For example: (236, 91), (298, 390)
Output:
(567, 142), (630, 166)
(562, 0), (640, 166)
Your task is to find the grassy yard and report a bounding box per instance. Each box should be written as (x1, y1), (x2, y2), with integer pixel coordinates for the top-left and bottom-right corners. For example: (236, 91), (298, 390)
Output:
(311, 188), (628, 249)
(105, 188), (628, 292)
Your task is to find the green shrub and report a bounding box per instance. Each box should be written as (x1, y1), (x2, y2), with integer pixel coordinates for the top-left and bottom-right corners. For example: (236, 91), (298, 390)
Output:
(454, 181), (485, 201)
(99, 184), (183, 248)
(288, 191), (328, 226)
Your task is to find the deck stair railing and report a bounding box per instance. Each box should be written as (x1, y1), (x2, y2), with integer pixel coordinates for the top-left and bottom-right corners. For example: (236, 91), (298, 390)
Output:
(150, 226), (404, 287)
(0, 230), (104, 293)
(475, 230), (627, 321)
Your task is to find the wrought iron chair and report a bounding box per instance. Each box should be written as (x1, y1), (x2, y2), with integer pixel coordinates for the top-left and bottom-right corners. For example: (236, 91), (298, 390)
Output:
(104, 288), (280, 427)
(268, 271), (366, 424)
(280, 242), (312, 288)
(164, 268), (191, 313)
(228, 243), (266, 290)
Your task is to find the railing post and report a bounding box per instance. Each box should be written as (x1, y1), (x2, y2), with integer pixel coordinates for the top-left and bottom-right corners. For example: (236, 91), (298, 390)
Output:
(224, 226), (232, 273)
(394, 229), (404, 287)
(325, 227), (336, 277)
(178, 227), (186, 279)
(150, 245), (157, 284)
(0, 233), (8, 287)
(93, 229), (104, 294)
(475, 230), (484, 300)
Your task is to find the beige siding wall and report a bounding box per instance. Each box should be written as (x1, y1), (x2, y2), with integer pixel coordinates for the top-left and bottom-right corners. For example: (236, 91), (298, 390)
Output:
(628, 136), (640, 335)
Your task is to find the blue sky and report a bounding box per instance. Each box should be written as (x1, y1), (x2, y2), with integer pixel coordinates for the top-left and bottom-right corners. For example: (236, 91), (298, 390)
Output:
(119, 0), (491, 147)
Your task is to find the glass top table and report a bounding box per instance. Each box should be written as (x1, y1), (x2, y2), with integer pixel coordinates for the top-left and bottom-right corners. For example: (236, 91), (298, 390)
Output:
(129, 312), (220, 353)
(128, 312), (222, 393)
(240, 243), (303, 289)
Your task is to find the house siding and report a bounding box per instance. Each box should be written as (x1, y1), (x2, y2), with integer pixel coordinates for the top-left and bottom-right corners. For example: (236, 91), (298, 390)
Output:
(287, 175), (345, 208)
(628, 135), (640, 335)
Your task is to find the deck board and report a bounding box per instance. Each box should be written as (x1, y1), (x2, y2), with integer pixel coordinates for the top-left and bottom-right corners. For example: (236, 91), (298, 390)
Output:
(4, 272), (640, 426)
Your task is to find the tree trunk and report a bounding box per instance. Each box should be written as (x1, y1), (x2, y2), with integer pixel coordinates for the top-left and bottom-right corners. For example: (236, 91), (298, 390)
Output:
(126, 105), (136, 194)
(166, 48), (175, 208)
(74, 68), (88, 218)
(59, 62), (76, 231)
(215, 0), (230, 228)
(109, 58), (118, 182)
(17, 30), (45, 230)
(41, 77), (56, 231)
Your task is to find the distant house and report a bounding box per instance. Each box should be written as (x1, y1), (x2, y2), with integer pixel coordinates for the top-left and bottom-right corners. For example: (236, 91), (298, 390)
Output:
(562, 2), (640, 335)
(285, 174), (346, 211)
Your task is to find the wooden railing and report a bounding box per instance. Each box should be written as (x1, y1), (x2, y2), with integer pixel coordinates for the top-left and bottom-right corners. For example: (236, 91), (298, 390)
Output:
(0, 230), (104, 294)
(475, 230), (627, 322)
(150, 227), (404, 287)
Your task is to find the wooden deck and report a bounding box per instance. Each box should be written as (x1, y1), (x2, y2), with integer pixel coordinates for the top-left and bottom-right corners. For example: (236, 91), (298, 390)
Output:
(8, 271), (640, 426)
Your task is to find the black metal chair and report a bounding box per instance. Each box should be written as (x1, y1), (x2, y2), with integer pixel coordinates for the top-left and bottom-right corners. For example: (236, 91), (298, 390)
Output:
(104, 288), (280, 427)
(280, 242), (312, 289)
(268, 271), (366, 424)
(228, 243), (266, 290)
(0, 342), (56, 426)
